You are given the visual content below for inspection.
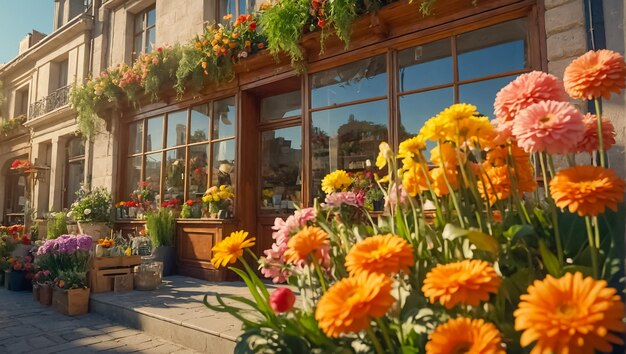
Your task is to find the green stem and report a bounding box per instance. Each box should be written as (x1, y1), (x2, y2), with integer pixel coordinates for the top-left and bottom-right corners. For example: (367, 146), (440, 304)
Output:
(594, 98), (606, 168)
(375, 318), (394, 352)
(311, 257), (327, 293)
(538, 152), (550, 199)
(366, 327), (385, 354)
(585, 216), (600, 279)
(549, 203), (564, 265)
(437, 143), (465, 228)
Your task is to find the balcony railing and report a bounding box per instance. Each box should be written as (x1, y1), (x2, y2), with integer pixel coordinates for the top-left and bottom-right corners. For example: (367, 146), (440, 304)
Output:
(28, 85), (72, 120)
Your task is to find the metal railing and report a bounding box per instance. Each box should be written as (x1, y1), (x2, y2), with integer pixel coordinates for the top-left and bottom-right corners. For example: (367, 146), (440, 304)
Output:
(28, 85), (71, 120)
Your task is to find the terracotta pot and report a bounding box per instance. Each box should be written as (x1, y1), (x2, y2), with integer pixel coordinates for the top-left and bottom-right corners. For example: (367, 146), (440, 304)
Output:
(52, 287), (90, 316)
(39, 284), (53, 306)
(77, 222), (110, 241)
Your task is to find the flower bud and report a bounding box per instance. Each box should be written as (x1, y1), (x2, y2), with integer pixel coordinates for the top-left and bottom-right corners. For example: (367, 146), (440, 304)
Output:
(269, 288), (296, 313)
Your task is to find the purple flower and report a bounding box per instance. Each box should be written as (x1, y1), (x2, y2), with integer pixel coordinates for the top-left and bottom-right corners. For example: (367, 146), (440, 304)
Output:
(76, 235), (93, 252)
(37, 239), (56, 256)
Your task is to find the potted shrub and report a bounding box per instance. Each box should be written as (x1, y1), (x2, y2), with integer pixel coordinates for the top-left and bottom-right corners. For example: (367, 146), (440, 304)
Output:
(70, 186), (113, 241)
(145, 208), (175, 276)
(36, 234), (92, 315)
(47, 212), (68, 239)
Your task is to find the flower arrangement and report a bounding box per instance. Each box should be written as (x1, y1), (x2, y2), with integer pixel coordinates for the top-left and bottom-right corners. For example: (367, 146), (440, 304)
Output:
(69, 186), (113, 223)
(202, 185), (234, 216)
(161, 198), (181, 210)
(204, 50), (626, 353)
(10, 255), (33, 272)
(0, 115), (26, 136)
(130, 181), (157, 209)
(10, 159), (32, 171)
(36, 234), (93, 289)
(180, 199), (202, 219)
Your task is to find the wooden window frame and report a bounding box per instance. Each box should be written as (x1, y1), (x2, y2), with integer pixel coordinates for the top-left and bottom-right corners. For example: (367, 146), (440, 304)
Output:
(133, 6), (156, 60)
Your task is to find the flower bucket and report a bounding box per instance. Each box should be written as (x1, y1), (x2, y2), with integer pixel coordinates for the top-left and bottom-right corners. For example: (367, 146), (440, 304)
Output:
(77, 222), (110, 241)
(8, 270), (26, 291)
(52, 287), (90, 316)
(39, 284), (53, 306)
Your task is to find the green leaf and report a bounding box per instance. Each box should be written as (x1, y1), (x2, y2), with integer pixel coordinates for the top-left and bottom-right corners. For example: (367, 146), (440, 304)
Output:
(539, 240), (562, 277)
(562, 265), (593, 277)
(467, 229), (500, 255)
(503, 224), (536, 241)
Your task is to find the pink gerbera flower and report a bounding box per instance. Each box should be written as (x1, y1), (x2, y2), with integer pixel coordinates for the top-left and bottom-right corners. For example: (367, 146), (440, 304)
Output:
(512, 100), (585, 154)
(575, 113), (616, 154)
(494, 71), (568, 122)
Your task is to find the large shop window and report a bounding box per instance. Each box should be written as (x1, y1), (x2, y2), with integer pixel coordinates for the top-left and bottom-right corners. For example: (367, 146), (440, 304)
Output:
(398, 18), (529, 141)
(133, 6), (156, 59)
(310, 55), (388, 199)
(259, 89), (302, 214)
(63, 138), (86, 209)
(125, 97), (236, 205)
(3, 157), (27, 225)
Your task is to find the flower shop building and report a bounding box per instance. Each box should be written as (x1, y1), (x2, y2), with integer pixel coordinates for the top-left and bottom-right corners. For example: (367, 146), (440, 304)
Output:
(1, 0), (624, 281)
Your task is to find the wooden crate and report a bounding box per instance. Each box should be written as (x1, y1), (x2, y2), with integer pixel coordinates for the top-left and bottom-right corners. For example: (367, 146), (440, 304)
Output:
(91, 255), (141, 269)
(52, 287), (90, 316)
(89, 268), (134, 293)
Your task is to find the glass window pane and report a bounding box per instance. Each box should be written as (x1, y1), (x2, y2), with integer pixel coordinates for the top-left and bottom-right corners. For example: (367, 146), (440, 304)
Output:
(134, 13), (143, 34)
(126, 156), (142, 197)
(146, 116), (163, 151)
(133, 35), (143, 56)
(260, 91), (302, 122)
(146, 28), (156, 53)
(167, 110), (187, 148)
(457, 19), (528, 81)
(145, 152), (162, 202)
(399, 88), (454, 141)
(147, 8), (156, 26)
(67, 138), (85, 158)
(213, 97), (236, 139)
(190, 104), (210, 143)
(164, 148), (186, 202)
(211, 139), (236, 190)
(261, 126), (302, 214)
(398, 39), (453, 92)
(188, 144), (210, 200)
(311, 100), (388, 199)
(311, 55), (387, 108)
(459, 75), (518, 118)
(66, 161), (84, 207)
(128, 121), (143, 154)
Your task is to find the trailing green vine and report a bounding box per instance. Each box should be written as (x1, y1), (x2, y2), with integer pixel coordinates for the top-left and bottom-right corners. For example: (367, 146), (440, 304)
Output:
(259, 0), (310, 65)
(0, 115), (26, 137)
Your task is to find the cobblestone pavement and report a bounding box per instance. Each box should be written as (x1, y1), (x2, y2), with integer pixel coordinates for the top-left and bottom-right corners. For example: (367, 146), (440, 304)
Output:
(0, 288), (200, 354)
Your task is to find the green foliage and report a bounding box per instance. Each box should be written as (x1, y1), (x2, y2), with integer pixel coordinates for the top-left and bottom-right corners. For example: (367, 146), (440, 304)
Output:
(180, 204), (191, 219)
(328, 0), (358, 47)
(47, 212), (68, 240)
(0, 115), (26, 136)
(258, 0), (310, 65)
(69, 82), (104, 140)
(175, 45), (207, 96)
(145, 207), (175, 247)
(70, 186), (113, 222)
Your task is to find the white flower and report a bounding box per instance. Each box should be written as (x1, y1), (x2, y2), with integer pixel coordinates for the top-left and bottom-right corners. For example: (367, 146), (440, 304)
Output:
(66, 211), (73, 218)
(84, 208), (92, 215)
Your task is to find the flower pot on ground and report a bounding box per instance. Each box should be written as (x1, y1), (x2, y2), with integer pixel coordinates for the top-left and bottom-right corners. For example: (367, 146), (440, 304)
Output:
(8, 270), (26, 291)
(39, 284), (53, 306)
(3, 270), (8, 289)
(32, 284), (39, 301)
(77, 222), (111, 241)
(145, 208), (175, 277)
(0, 271), (4, 288)
(52, 287), (90, 316)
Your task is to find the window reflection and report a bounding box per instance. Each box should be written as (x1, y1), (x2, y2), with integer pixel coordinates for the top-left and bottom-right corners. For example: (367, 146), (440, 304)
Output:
(167, 110), (187, 148)
(190, 104), (210, 143)
(260, 91), (301, 122)
(399, 87), (454, 140)
(188, 144), (209, 199)
(459, 75), (518, 117)
(129, 121), (143, 154)
(311, 100), (388, 198)
(261, 126), (302, 214)
(398, 39), (453, 92)
(311, 55), (387, 108)
(457, 18), (528, 81)
(145, 152), (162, 202)
(213, 97), (236, 139)
(146, 116), (163, 151)
(164, 148), (186, 202)
(126, 156), (142, 197)
(211, 139), (236, 189)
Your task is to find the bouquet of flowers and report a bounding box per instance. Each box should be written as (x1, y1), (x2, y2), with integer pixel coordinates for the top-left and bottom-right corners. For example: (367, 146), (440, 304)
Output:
(130, 181), (157, 210)
(202, 185), (234, 215)
(36, 234), (93, 289)
(32, 269), (54, 286)
(70, 186), (113, 223)
(205, 50), (626, 353)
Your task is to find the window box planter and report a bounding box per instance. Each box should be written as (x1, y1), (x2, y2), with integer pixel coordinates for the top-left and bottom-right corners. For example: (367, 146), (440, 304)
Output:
(52, 287), (90, 316)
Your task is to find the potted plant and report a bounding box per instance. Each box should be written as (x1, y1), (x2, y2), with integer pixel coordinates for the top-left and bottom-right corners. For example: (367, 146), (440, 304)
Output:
(47, 212), (68, 239)
(7, 255), (33, 291)
(202, 185), (234, 219)
(70, 186), (113, 241)
(145, 208), (175, 276)
(365, 188), (385, 211)
(33, 269), (54, 305)
(36, 234), (92, 316)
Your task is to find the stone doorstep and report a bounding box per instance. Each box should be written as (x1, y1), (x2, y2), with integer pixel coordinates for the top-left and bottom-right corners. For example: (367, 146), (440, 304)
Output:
(88, 276), (260, 353)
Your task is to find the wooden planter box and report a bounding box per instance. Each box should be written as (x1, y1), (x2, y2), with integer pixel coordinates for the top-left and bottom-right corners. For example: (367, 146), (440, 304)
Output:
(90, 255), (141, 269)
(88, 256), (141, 293)
(52, 287), (90, 316)
(39, 284), (53, 306)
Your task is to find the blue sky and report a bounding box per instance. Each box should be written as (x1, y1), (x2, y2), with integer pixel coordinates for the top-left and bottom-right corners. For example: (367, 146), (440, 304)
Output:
(0, 1), (54, 64)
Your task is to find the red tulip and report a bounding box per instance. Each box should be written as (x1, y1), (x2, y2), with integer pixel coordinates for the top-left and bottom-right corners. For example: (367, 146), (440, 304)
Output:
(269, 288), (296, 313)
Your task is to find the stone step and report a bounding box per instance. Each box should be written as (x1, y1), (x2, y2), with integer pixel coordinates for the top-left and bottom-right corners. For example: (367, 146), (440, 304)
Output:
(88, 276), (254, 353)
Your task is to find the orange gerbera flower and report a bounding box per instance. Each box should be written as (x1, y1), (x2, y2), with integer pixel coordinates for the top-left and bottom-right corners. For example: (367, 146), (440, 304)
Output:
(284, 226), (329, 264)
(315, 272), (395, 337)
(477, 164), (511, 205)
(345, 234), (414, 276)
(564, 49), (626, 100)
(426, 317), (505, 354)
(422, 260), (501, 309)
(211, 230), (256, 268)
(402, 165), (430, 196)
(550, 165), (625, 216)
(514, 272), (625, 354)
(430, 142), (463, 169)
(429, 167), (458, 197)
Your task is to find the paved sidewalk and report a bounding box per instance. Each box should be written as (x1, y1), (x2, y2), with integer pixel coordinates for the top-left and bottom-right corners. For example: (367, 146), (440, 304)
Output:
(0, 288), (200, 354)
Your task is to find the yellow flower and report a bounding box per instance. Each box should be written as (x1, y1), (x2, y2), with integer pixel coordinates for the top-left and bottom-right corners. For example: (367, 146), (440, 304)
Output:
(223, 13), (233, 20)
(345, 234), (414, 276)
(376, 141), (392, 169)
(315, 272), (395, 337)
(321, 170), (352, 194)
(211, 230), (256, 268)
(426, 317), (505, 354)
(437, 103), (477, 123)
(398, 135), (426, 159)
(401, 164), (430, 196)
(430, 142), (461, 169)
(419, 115), (451, 142)
(514, 272), (626, 354)
(429, 167), (458, 197)
(422, 260), (501, 309)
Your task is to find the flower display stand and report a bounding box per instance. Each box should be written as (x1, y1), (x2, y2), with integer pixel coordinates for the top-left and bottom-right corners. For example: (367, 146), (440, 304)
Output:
(52, 287), (90, 316)
(88, 256), (141, 293)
